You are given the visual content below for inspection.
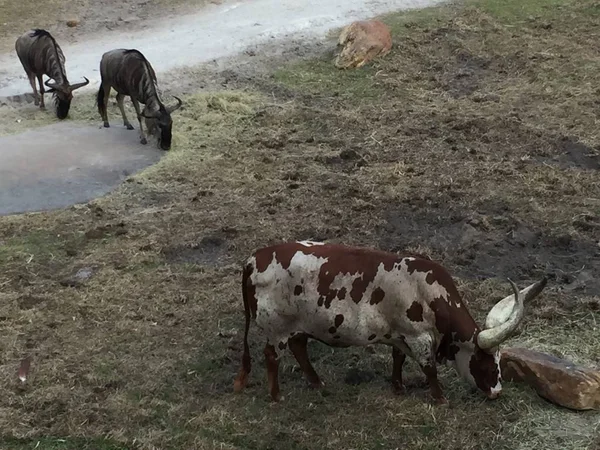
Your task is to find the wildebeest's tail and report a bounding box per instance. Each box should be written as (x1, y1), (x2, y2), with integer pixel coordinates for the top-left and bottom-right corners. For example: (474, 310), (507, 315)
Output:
(96, 82), (106, 117)
(233, 261), (255, 393)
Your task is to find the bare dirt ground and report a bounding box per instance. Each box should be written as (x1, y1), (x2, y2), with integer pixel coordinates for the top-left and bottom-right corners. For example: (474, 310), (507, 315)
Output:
(0, 0), (600, 449)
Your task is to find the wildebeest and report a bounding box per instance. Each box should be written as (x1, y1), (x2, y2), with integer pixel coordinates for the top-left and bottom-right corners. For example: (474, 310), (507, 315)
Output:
(233, 241), (547, 404)
(97, 48), (182, 150)
(15, 29), (89, 119)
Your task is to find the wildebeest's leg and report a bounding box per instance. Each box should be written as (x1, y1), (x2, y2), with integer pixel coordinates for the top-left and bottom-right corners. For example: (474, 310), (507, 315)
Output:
(98, 83), (111, 127)
(26, 72), (39, 106)
(288, 334), (323, 388)
(116, 93), (134, 130)
(130, 98), (148, 145)
(264, 343), (280, 402)
(391, 346), (406, 394)
(401, 335), (447, 404)
(36, 74), (45, 109)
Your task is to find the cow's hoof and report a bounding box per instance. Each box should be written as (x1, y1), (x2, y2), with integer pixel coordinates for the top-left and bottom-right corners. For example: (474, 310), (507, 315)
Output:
(103, 122), (110, 128)
(126, 124), (134, 130)
(392, 383), (405, 395)
(433, 396), (449, 407)
(140, 138), (147, 145)
(269, 394), (282, 403)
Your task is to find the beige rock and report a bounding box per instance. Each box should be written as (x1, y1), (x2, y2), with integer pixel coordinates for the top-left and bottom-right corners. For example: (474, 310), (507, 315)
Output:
(335, 20), (392, 69)
(501, 347), (600, 410)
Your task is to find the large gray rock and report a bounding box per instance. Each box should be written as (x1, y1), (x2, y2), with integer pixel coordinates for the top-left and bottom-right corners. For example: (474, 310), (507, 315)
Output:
(501, 347), (600, 410)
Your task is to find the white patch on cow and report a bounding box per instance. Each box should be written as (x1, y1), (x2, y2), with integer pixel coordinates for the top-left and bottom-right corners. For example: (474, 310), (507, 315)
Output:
(296, 240), (325, 247)
(490, 351), (503, 396)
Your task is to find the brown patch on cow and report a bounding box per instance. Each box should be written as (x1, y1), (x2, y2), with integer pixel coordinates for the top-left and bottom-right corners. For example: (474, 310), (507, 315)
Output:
(369, 287), (385, 305)
(334, 314), (344, 327)
(404, 257), (457, 294)
(368, 334), (377, 341)
(384, 333), (392, 339)
(406, 301), (424, 322)
(255, 243), (401, 306)
(428, 291), (477, 343)
(323, 289), (338, 309)
(294, 285), (303, 296)
(429, 296), (450, 335)
(328, 326), (337, 334)
(317, 297), (324, 307)
(254, 250), (274, 273)
(469, 348), (500, 394)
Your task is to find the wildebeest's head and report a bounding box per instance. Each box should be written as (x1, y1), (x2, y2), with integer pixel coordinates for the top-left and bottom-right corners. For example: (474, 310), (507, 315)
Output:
(445, 278), (546, 400)
(45, 77), (90, 119)
(142, 96), (183, 150)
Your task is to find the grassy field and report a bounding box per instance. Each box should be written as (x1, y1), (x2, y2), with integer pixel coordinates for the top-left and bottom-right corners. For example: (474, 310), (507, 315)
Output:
(1, 0), (600, 448)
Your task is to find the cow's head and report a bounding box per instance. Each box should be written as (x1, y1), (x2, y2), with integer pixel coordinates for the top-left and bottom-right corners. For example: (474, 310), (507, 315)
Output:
(142, 96), (182, 150)
(45, 77), (89, 119)
(448, 278), (546, 399)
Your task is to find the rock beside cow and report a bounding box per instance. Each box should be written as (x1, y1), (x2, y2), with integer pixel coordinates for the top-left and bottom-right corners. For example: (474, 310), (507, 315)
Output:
(335, 20), (392, 69)
(500, 347), (600, 410)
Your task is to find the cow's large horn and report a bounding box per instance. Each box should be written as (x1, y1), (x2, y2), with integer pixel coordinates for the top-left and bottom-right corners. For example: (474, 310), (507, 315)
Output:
(166, 95), (183, 114)
(484, 277), (547, 329)
(69, 77), (90, 92)
(477, 279), (525, 350)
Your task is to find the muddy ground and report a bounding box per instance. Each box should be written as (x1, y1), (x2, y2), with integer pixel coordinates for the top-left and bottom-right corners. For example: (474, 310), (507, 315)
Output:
(0, 0), (599, 449)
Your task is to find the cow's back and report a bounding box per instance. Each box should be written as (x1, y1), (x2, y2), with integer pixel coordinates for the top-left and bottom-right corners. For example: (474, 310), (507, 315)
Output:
(248, 242), (447, 347)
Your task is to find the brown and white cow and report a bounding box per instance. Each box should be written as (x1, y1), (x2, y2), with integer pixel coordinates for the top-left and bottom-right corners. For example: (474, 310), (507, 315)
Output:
(233, 241), (547, 404)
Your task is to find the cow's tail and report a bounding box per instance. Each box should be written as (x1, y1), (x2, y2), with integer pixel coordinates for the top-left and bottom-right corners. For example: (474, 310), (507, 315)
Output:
(96, 82), (106, 117)
(233, 261), (254, 393)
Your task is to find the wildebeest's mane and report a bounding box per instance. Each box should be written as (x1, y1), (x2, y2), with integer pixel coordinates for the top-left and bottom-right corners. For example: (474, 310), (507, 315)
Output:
(124, 49), (158, 84)
(122, 49), (161, 103)
(31, 28), (67, 80)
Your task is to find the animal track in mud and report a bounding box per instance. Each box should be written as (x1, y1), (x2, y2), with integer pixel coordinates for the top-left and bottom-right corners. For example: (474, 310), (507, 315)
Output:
(162, 229), (238, 267)
(378, 203), (600, 296)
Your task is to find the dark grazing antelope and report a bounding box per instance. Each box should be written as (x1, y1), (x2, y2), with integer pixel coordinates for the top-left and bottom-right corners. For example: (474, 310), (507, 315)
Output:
(15, 29), (89, 119)
(97, 49), (182, 151)
(234, 241), (547, 404)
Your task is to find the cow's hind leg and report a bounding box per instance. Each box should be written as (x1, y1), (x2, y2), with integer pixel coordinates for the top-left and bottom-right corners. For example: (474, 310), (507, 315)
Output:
(391, 346), (406, 394)
(264, 343), (281, 402)
(399, 336), (447, 405)
(288, 334), (323, 388)
(130, 98), (148, 145)
(116, 93), (134, 130)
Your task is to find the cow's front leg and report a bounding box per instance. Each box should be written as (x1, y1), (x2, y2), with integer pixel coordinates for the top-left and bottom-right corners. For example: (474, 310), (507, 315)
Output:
(391, 346), (406, 394)
(264, 343), (281, 402)
(288, 334), (323, 388)
(403, 335), (447, 405)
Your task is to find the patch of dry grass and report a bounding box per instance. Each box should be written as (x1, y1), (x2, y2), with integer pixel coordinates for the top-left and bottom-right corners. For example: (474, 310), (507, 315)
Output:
(1, 0), (600, 449)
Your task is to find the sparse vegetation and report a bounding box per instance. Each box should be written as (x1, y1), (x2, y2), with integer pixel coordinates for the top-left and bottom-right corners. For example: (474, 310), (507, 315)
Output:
(1, 0), (600, 449)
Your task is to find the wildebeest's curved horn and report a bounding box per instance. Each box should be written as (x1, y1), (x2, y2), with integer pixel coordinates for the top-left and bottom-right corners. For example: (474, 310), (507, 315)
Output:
(166, 96), (183, 114)
(69, 77), (90, 92)
(477, 279), (525, 350)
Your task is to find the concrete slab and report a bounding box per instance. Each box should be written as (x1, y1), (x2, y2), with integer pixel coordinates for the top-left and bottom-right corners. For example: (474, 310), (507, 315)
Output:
(0, 123), (163, 215)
